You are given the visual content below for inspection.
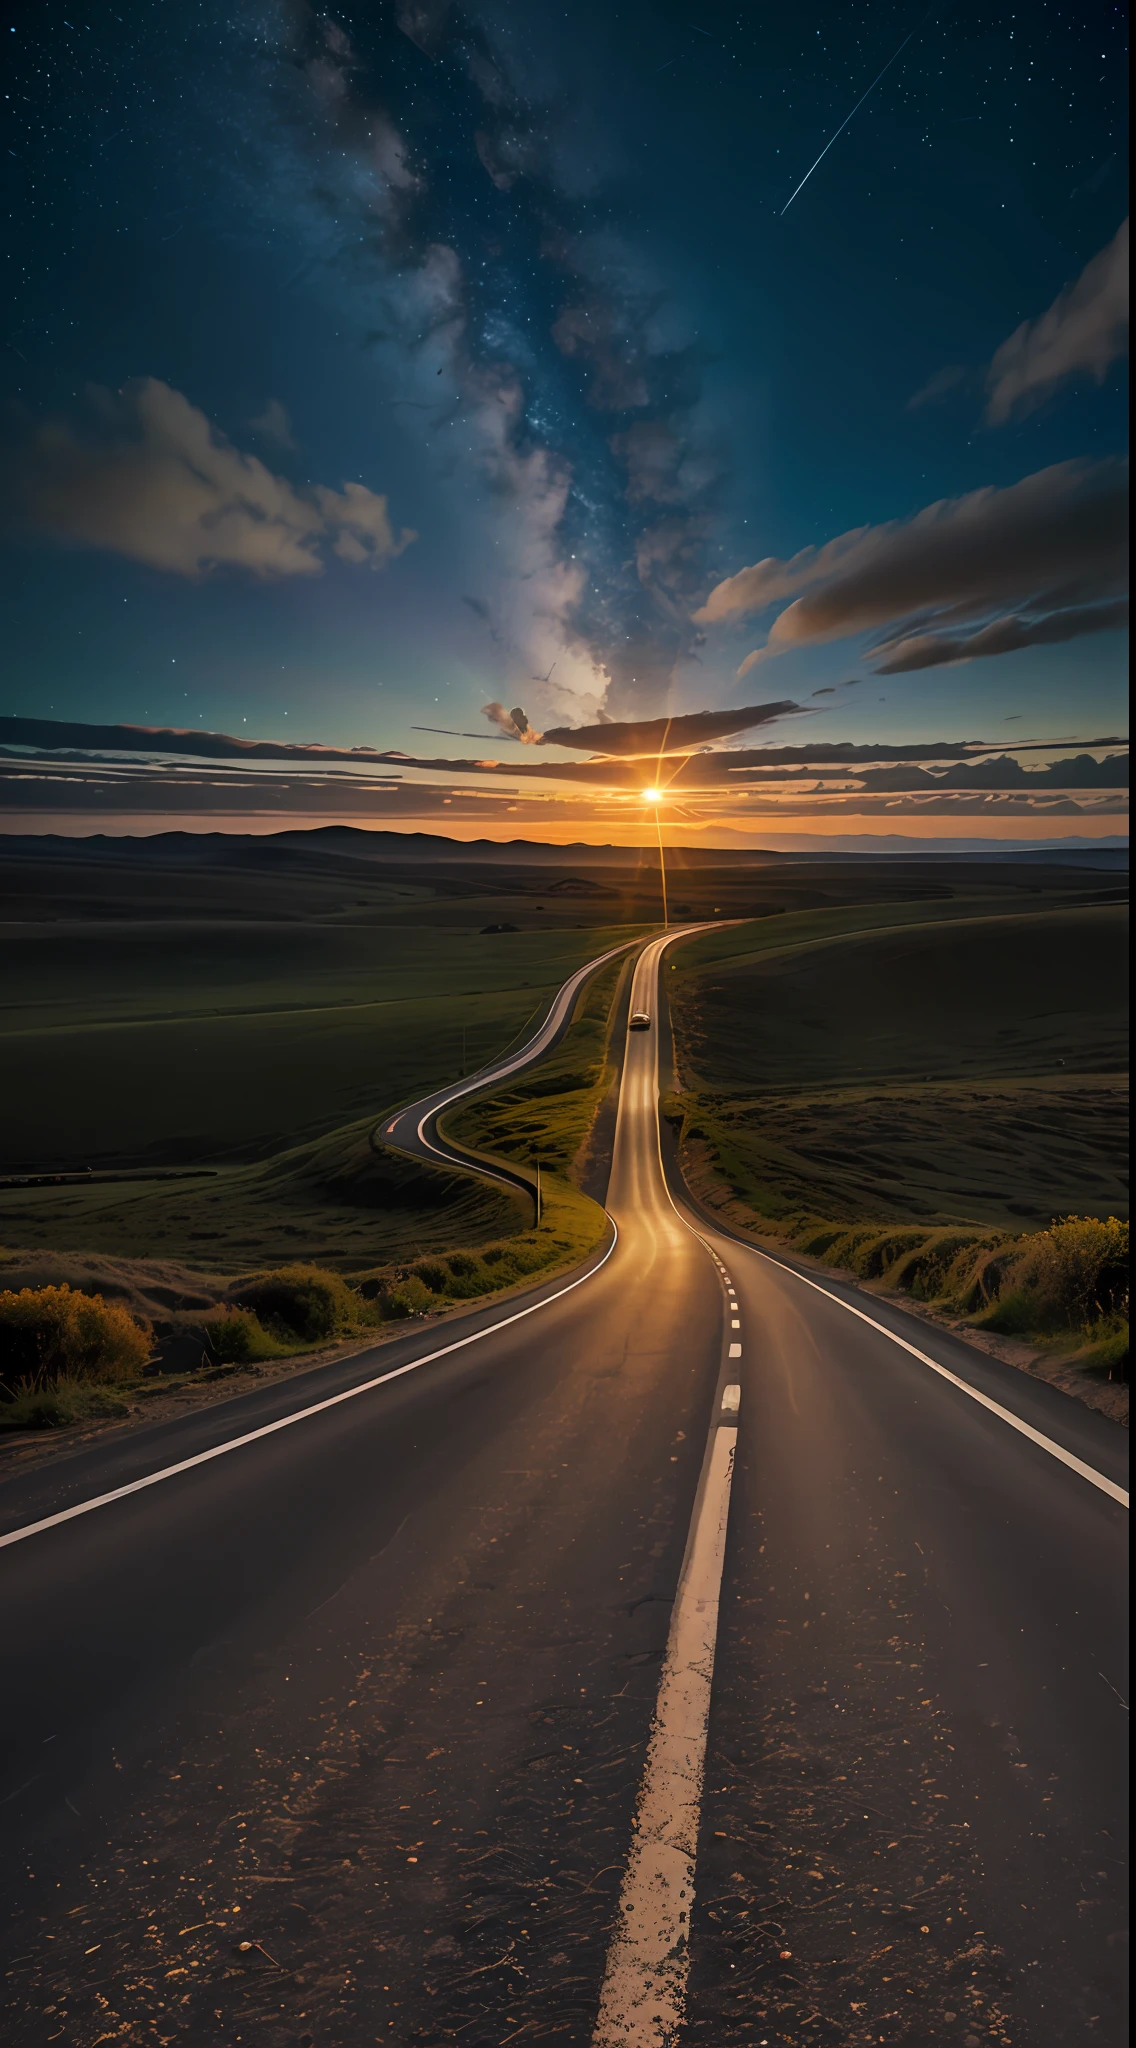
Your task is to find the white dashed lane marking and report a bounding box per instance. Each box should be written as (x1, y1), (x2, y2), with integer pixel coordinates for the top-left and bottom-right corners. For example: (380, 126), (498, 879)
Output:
(592, 1385), (741, 2043)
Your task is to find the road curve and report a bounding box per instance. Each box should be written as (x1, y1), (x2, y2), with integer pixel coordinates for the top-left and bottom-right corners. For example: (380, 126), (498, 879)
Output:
(376, 927), (651, 1205)
(0, 929), (1127, 2047)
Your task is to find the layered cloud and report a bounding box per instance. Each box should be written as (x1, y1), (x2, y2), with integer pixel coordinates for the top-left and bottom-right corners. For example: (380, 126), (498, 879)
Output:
(872, 596), (1130, 674)
(696, 458), (1129, 676)
(0, 716), (404, 764)
(986, 217), (1129, 424)
(907, 220), (1129, 424)
(537, 702), (798, 755)
(3, 718), (1125, 797)
(2, 748), (1124, 836)
(6, 379), (415, 578)
(437, 700), (800, 752)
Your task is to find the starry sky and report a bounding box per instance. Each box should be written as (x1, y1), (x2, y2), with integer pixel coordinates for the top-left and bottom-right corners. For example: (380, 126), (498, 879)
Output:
(0, 0), (1129, 846)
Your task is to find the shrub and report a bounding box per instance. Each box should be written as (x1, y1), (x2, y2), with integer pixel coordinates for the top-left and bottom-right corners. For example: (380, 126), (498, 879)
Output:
(974, 1286), (1037, 1336)
(0, 1284), (150, 1395)
(0, 1375), (136, 1431)
(203, 1308), (289, 1363)
(501, 1238), (550, 1276)
(1082, 1318), (1129, 1382)
(412, 1259), (450, 1295)
(791, 1222), (849, 1257)
(1003, 1215), (1128, 1328)
(384, 1275), (434, 1318)
(942, 1242), (1022, 1314)
(823, 1226), (883, 1271)
(889, 1230), (1002, 1300)
(228, 1265), (363, 1344)
(443, 1257), (493, 1299)
(842, 1227), (929, 1281)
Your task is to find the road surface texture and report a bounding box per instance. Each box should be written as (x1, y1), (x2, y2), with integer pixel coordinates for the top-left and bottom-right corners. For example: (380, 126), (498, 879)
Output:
(0, 931), (1127, 2047)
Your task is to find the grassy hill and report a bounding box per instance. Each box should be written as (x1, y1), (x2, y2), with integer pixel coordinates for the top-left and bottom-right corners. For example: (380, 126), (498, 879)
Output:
(667, 903), (1128, 1230)
(0, 841), (1123, 1287)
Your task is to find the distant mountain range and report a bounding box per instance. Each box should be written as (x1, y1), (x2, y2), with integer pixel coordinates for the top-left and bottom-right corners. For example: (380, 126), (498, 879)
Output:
(0, 825), (1127, 871)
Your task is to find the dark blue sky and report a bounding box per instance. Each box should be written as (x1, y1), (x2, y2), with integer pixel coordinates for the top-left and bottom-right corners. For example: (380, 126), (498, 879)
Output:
(0, 0), (1128, 839)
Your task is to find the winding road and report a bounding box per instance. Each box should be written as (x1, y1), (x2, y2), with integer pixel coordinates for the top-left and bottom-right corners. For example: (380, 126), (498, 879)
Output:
(0, 929), (1127, 2047)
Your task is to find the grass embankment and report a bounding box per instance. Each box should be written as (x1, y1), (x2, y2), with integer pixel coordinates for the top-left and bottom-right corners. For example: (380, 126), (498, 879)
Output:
(374, 946), (636, 1313)
(0, 910), (651, 1269)
(0, 1264), (385, 1430)
(665, 903), (1129, 1391)
(0, 951), (636, 1430)
(441, 949), (629, 1184)
(2, 848), (1120, 1429)
(0, 918), (646, 1172)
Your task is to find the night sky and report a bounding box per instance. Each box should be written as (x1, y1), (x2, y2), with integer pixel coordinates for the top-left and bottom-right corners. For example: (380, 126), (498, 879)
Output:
(1, 1), (1129, 845)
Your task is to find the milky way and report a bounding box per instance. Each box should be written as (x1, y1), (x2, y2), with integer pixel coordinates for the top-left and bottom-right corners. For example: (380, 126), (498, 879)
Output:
(222, 1), (720, 720)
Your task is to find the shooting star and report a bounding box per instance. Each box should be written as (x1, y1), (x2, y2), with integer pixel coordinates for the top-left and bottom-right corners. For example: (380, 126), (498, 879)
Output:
(781, 10), (933, 216)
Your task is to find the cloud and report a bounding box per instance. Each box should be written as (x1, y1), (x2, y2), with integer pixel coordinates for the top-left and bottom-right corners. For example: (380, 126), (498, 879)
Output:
(4, 721), (1125, 828)
(3, 749), (1124, 830)
(696, 458), (1128, 675)
(7, 379), (416, 578)
(986, 218), (1129, 424)
(538, 701), (798, 755)
(248, 398), (298, 449)
(851, 753), (1127, 791)
(907, 365), (967, 411)
(0, 716), (407, 764)
(873, 596), (1130, 673)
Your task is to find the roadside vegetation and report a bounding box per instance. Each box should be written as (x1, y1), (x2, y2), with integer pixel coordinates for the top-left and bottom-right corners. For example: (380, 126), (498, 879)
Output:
(685, 1208), (1127, 1382)
(0, 953), (632, 1429)
(665, 900), (1129, 1397)
(441, 949), (629, 1186)
(1, 840), (1125, 1432)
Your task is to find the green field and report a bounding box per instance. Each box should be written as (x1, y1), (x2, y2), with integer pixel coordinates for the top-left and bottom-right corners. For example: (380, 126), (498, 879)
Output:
(1, 919), (649, 1171)
(0, 839), (657, 1273)
(0, 839), (1124, 1295)
(444, 948), (632, 1188)
(668, 903), (1128, 1228)
(0, 918), (636, 1276)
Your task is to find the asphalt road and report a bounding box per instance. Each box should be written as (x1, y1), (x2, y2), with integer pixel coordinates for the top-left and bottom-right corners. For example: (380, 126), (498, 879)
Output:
(0, 931), (1127, 2048)
(376, 929), (642, 1208)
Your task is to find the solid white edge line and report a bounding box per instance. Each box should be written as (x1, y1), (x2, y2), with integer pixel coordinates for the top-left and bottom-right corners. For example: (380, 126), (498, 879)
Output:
(730, 1242), (1128, 1511)
(640, 935), (1127, 1516)
(0, 1225), (621, 1552)
(2, 931), (689, 1556)
(592, 1401), (739, 2045)
(412, 938), (637, 1133)
(408, 939), (641, 1192)
(645, 930), (1127, 1518)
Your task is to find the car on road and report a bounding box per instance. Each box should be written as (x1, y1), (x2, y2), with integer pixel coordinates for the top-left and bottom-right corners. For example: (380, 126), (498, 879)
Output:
(628, 1011), (651, 1031)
